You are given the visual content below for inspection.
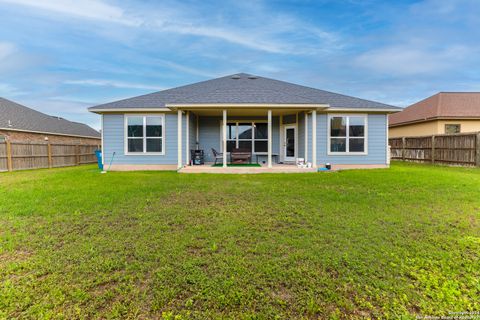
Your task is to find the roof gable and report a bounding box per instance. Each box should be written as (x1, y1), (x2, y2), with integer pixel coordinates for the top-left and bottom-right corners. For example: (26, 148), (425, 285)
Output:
(0, 98), (100, 138)
(89, 73), (399, 111)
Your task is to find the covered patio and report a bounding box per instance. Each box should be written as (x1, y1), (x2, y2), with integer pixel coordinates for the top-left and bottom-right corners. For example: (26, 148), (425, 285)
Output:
(171, 104), (323, 170)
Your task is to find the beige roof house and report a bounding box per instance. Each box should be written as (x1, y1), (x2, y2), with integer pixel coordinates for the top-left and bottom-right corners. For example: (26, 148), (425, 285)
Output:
(389, 92), (480, 137)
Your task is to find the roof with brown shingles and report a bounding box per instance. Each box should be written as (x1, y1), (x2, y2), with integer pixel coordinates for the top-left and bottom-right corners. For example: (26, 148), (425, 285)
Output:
(389, 92), (480, 126)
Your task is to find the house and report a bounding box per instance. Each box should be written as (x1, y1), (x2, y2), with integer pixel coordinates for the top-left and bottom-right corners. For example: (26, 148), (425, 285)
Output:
(88, 73), (400, 172)
(389, 92), (480, 138)
(0, 97), (100, 145)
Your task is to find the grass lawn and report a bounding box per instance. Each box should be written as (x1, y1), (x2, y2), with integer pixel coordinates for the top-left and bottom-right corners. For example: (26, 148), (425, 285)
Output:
(0, 162), (479, 319)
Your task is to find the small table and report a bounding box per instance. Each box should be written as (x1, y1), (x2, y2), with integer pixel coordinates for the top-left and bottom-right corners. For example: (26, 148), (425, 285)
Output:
(255, 153), (279, 164)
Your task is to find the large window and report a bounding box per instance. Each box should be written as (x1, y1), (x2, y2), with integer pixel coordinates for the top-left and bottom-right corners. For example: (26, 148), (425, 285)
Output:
(223, 121), (268, 153)
(328, 115), (367, 154)
(126, 115), (164, 154)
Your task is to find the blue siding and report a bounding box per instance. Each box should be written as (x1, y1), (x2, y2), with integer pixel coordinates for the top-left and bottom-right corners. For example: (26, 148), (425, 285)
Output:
(103, 112), (387, 167)
(189, 112), (197, 152)
(317, 113), (387, 165)
(103, 113), (185, 165)
(297, 112), (305, 160)
(300, 113), (387, 165)
(198, 116), (219, 162)
(306, 113), (312, 163)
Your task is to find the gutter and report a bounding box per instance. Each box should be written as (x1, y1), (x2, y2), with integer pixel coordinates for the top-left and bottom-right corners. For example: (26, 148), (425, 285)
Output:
(325, 107), (401, 113)
(389, 116), (480, 127)
(89, 104), (400, 113)
(88, 107), (171, 114)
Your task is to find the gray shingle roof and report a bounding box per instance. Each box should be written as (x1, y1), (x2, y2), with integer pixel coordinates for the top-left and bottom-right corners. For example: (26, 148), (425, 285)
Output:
(0, 97), (100, 138)
(89, 73), (400, 111)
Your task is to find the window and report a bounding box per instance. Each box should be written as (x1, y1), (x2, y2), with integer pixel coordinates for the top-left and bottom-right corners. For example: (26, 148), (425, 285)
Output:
(222, 121), (268, 153)
(254, 123), (268, 152)
(238, 122), (253, 152)
(328, 115), (367, 154)
(126, 115), (164, 154)
(445, 124), (460, 134)
(226, 122), (237, 152)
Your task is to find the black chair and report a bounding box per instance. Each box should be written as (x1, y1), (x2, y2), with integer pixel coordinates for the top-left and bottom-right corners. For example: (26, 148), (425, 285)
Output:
(211, 148), (224, 165)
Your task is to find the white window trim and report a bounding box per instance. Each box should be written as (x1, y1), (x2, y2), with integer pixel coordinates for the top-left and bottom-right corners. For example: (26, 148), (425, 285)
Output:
(219, 120), (269, 154)
(124, 114), (165, 156)
(327, 114), (368, 156)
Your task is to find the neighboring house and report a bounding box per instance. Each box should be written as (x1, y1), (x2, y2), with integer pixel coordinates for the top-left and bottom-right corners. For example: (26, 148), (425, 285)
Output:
(0, 97), (100, 145)
(89, 73), (400, 171)
(389, 92), (480, 137)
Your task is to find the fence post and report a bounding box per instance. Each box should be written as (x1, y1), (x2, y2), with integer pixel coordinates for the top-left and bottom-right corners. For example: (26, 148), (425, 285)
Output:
(431, 135), (435, 164)
(75, 144), (80, 165)
(6, 140), (13, 172)
(476, 133), (480, 167)
(402, 137), (406, 161)
(47, 142), (53, 168)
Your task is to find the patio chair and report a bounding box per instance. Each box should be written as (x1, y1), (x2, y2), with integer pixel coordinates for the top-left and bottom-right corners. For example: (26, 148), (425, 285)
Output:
(211, 148), (224, 165)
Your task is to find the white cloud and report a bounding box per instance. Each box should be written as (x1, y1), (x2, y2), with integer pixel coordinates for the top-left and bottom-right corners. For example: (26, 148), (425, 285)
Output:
(0, 42), (15, 60)
(64, 79), (164, 91)
(355, 45), (470, 76)
(0, 0), (140, 26)
(152, 59), (219, 78)
(161, 24), (288, 54)
(0, 83), (25, 96)
(0, 0), (339, 55)
(154, 13), (339, 55)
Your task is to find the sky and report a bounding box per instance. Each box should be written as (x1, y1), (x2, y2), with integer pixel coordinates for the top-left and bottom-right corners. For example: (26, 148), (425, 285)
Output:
(0, 0), (479, 130)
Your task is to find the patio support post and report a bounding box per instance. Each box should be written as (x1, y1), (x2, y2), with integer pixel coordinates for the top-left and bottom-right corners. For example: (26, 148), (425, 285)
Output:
(295, 112), (299, 159)
(222, 109), (227, 167)
(279, 114), (283, 161)
(312, 109), (317, 168)
(268, 109), (272, 168)
(177, 109), (182, 169)
(186, 111), (190, 165)
(304, 111), (308, 162)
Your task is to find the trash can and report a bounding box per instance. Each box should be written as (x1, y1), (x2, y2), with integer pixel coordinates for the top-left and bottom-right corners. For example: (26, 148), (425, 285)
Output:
(95, 150), (103, 170)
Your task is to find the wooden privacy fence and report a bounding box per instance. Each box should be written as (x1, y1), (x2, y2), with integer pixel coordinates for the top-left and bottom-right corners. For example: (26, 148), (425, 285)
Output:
(389, 132), (480, 167)
(0, 141), (100, 172)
